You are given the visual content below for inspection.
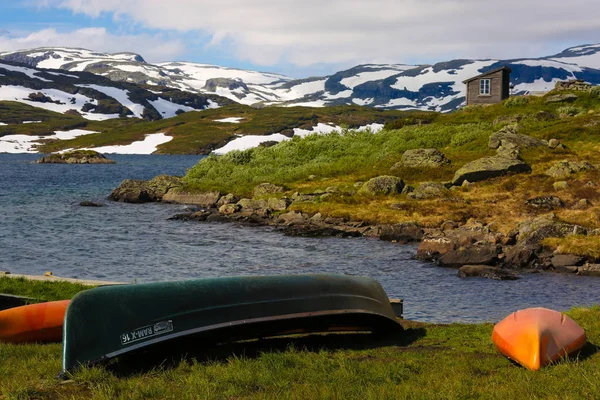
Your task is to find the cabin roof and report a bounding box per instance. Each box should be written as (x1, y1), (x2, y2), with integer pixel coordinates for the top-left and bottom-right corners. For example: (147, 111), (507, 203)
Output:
(462, 66), (512, 84)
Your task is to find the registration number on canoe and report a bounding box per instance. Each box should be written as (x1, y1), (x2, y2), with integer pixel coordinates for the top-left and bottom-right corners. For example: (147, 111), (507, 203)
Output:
(120, 320), (174, 345)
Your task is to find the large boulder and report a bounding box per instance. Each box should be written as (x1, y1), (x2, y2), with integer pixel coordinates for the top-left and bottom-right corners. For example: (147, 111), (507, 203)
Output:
(452, 156), (531, 185)
(416, 238), (456, 261)
(393, 148), (450, 169)
(545, 160), (595, 179)
(437, 244), (499, 268)
(37, 150), (115, 164)
(379, 223), (424, 243)
(358, 176), (405, 196)
(109, 175), (182, 203)
(457, 265), (519, 280)
(162, 190), (221, 207)
(488, 131), (546, 151)
(409, 182), (449, 199)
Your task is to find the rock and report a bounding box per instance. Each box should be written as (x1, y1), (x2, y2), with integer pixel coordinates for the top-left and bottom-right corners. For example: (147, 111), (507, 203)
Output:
(267, 197), (291, 211)
(168, 211), (211, 222)
(488, 131), (546, 151)
(551, 254), (584, 268)
(218, 204), (241, 215)
(545, 160), (595, 179)
(534, 111), (556, 121)
(548, 139), (561, 149)
(457, 265), (520, 280)
(525, 196), (564, 210)
(416, 238), (456, 261)
(79, 201), (103, 207)
(554, 79), (592, 92)
(553, 181), (569, 190)
(379, 223), (424, 243)
(237, 198), (269, 212)
(109, 175), (182, 203)
(401, 185), (414, 194)
(217, 193), (239, 207)
(452, 156), (531, 185)
(253, 183), (285, 197)
(162, 190), (221, 207)
(437, 244), (498, 268)
(502, 243), (539, 268)
(577, 264), (600, 276)
(278, 225), (362, 238)
(291, 192), (320, 204)
(354, 182), (364, 188)
(393, 148), (450, 169)
(409, 182), (449, 199)
(517, 217), (587, 247)
(545, 93), (578, 103)
(277, 211), (306, 225)
(441, 220), (458, 231)
(572, 199), (591, 210)
(358, 176), (405, 196)
(36, 150), (115, 164)
(325, 186), (340, 193)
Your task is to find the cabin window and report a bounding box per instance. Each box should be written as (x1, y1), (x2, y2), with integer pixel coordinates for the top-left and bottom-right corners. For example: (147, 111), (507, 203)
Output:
(480, 79), (491, 95)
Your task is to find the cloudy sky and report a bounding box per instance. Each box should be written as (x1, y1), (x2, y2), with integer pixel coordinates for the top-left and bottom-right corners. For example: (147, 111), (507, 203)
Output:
(1, 0), (599, 77)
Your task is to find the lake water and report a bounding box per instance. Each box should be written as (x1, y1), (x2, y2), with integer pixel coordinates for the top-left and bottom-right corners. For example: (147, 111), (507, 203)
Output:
(1, 153), (598, 323)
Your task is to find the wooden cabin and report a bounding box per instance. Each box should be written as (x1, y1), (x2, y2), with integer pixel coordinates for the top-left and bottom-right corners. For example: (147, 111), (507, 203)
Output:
(463, 66), (512, 105)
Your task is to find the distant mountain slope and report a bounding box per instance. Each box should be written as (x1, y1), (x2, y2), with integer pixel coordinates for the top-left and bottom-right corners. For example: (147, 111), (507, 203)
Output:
(0, 59), (232, 120)
(1, 44), (600, 112)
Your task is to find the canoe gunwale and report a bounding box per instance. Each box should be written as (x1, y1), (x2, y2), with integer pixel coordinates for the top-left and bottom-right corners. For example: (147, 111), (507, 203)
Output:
(103, 308), (399, 358)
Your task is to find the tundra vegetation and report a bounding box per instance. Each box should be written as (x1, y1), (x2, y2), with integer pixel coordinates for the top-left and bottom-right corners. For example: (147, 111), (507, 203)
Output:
(0, 278), (599, 399)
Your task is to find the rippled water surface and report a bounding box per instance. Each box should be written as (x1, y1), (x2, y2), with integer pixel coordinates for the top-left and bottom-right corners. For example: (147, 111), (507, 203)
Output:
(1, 153), (598, 323)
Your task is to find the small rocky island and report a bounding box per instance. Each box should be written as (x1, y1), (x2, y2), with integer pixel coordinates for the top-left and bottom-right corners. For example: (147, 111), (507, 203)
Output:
(36, 150), (115, 164)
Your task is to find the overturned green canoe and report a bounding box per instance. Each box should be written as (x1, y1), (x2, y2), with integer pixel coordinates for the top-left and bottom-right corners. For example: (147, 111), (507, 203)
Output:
(62, 274), (401, 372)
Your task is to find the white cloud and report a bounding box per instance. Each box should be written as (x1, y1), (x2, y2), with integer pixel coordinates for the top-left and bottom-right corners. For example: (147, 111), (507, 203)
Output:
(0, 27), (185, 62)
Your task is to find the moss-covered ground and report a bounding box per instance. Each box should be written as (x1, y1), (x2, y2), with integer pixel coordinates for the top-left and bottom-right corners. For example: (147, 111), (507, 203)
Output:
(0, 279), (598, 399)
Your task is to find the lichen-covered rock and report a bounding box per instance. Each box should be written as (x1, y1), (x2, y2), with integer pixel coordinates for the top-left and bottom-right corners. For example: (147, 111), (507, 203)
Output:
(218, 203), (241, 215)
(545, 160), (595, 179)
(358, 176), (405, 195)
(457, 265), (519, 280)
(437, 244), (499, 268)
(237, 198), (269, 211)
(553, 181), (569, 190)
(253, 183), (285, 197)
(409, 182), (449, 199)
(37, 150), (115, 164)
(525, 196), (564, 210)
(488, 131), (546, 151)
(393, 148), (450, 169)
(452, 156), (531, 185)
(217, 193), (239, 207)
(267, 197), (291, 211)
(162, 190), (220, 207)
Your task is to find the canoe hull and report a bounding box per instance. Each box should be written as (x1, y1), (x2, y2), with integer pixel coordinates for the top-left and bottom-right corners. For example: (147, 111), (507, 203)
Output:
(492, 307), (586, 370)
(0, 300), (69, 343)
(62, 274), (401, 372)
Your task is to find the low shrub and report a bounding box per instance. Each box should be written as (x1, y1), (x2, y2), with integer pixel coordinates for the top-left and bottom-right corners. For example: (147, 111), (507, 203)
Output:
(504, 96), (530, 108)
(591, 86), (600, 98)
(557, 105), (582, 117)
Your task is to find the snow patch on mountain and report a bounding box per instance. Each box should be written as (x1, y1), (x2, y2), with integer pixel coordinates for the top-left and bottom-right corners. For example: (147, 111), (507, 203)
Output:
(76, 84), (145, 118)
(213, 133), (289, 154)
(214, 117), (244, 123)
(0, 62), (52, 82)
(149, 98), (196, 118)
(82, 133), (172, 154)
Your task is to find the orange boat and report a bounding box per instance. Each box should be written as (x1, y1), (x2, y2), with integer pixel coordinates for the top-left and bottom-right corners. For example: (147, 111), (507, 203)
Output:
(492, 307), (586, 370)
(0, 300), (69, 343)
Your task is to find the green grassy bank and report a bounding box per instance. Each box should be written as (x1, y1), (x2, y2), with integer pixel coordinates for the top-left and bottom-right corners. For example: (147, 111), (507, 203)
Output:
(1, 279), (599, 399)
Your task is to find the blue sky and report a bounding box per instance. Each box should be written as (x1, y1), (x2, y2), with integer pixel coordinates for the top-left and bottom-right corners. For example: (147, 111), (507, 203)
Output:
(1, 0), (598, 78)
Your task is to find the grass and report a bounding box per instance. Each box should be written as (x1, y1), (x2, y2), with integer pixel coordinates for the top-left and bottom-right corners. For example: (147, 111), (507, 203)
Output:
(1, 293), (599, 399)
(543, 236), (600, 259)
(0, 277), (90, 302)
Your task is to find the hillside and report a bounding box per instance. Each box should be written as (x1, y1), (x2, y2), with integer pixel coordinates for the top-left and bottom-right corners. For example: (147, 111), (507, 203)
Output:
(1, 44), (600, 111)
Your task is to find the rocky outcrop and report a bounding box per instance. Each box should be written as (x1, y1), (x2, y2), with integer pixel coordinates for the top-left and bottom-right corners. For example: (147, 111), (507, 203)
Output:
(79, 201), (103, 207)
(545, 160), (595, 179)
(109, 175), (181, 203)
(393, 148), (450, 169)
(253, 183), (285, 197)
(358, 176), (405, 195)
(408, 182), (449, 199)
(162, 190), (221, 207)
(452, 156), (531, 185)
(437, 243), (499, 268)
(37, 150), (115, 164)
(524, 196), (564, 210)
(457, 265), (519, 280)
(545, 93), (578, 103)
(488, 129), (546, 159)
(554, 79), (592, 92)
(379, 223), (424, 243)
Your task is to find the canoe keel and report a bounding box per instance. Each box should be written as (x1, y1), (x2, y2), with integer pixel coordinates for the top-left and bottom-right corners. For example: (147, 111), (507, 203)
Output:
(62, 274), (402, 372)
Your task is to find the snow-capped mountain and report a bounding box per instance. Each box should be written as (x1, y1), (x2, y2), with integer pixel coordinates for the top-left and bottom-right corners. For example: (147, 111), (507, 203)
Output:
(1, 44), (600, 113)
(0, 59), (231, 120)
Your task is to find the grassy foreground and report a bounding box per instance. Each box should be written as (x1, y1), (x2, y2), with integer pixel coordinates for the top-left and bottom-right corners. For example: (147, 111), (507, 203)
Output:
(1, 279), (599, 399)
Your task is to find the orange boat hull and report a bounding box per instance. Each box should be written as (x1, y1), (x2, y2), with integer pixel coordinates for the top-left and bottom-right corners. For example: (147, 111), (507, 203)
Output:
(0, 300), (69, 343)
(492, 307), (586, 370)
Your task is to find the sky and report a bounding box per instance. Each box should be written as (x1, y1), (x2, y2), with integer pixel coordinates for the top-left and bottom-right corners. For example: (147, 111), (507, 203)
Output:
(0, 0), (599, 78)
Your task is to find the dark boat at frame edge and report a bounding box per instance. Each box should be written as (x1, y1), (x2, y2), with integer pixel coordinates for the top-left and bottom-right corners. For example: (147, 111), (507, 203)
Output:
(61, 274), (403, 373)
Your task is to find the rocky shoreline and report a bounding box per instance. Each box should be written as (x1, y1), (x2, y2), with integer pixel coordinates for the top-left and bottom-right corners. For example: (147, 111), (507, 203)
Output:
(107, 176), (600, 281)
